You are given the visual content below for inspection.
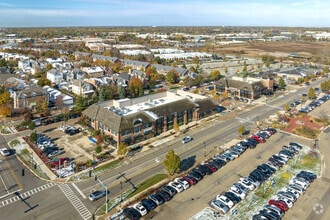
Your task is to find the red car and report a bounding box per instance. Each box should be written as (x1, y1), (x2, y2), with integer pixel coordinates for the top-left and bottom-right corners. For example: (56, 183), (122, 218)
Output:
(52, 157), (72, 166)
(206, 164), (217, 173)
(250, 135), (265, 143)
(182, 175), (197, 185)
(268, 199), (289, 212)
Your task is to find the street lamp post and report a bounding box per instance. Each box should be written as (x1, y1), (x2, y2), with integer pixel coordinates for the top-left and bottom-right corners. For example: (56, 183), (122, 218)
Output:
(95, 176), (108, 213)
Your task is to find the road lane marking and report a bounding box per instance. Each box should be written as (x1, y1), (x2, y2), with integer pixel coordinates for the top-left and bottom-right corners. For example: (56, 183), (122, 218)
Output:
(72, 183), (87, 199)
(58, 184), (92, 220)
(0, 182), (56, 208)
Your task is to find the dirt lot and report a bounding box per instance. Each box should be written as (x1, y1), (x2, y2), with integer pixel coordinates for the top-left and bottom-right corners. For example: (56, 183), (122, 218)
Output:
(214, 41), (328, 57)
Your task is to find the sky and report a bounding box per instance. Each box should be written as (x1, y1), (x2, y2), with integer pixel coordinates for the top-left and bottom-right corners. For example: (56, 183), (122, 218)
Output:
(0, 0), (330, 27)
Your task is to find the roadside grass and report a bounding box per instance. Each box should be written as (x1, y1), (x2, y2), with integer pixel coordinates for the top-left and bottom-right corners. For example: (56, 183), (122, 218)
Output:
(292, 126), (320, 139)
(69, 159), (122, 181)
(9, 139), (20, 147)
(97, 173), (168, 215)
(17, 148), (50, 180)
(269, 121), (288, 130)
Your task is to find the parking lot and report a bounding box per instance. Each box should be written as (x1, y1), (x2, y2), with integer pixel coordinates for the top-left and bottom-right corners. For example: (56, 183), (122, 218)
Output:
(145, 132), (315, 220)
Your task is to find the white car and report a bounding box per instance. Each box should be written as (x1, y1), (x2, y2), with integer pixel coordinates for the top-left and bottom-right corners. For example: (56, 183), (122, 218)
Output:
(238, 178), (256, 191)
(133, 203), (148, 216)
(210, 199), (229, 214)
(216, 194), (234, 208)
(0, 148), (10, 156)
(174, 178), (190, 189)
(229, 186), (246, 199)
(289, 178), (309, 188)
(168, 181), (184, 193)
(182, 136), (192, 144)
(284, 187), (300, 199)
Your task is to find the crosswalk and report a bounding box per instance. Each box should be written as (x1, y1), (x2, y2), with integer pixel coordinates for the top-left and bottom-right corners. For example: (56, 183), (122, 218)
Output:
(0, 182), (56, 208)
(58, 184), (92, 220)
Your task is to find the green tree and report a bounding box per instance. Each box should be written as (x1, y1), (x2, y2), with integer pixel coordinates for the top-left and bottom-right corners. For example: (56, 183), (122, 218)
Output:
(95, 145), (102, 154)
(278, 77), (286, 90)
(117, 142), (128, 157)
(118, 85), (126, 99)
(165, 69), (179, 84)
(29, 132), (38, 143)
(74, 96), (89, 112)
(163, 149), (181, 176)
(237, 125), (245, 137)
(307, 87), (316, 99)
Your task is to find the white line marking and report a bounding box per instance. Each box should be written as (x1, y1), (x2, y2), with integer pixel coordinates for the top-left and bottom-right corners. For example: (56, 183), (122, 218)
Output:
(72, 183), (86, 199)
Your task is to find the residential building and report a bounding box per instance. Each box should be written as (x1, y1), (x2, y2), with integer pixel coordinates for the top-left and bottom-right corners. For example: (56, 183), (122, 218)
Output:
(71, 79), (95, 98)
(46, 68), (63, 84)
(13, 87), (48, 110)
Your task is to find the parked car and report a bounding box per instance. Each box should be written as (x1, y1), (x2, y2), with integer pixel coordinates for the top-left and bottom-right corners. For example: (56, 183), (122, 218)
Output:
(182, 175), (197, 185)
(182, 136), (192, 143)
(140, 198), (157, 211)
(264, 204), (285, 218)
(156, 189), (172, 202)
(168, 181), (184, 193)
(122, 207), (141, 220)
(216, 194), (234, 208)
(268, 199), (288, 212)
(161, 185), (177, 197)
(148, 194), (164, 206)
(89, 190), (109, 201)
(238, 178), (256, 191)
(0, 148), (10, 156)
(224, 191), (241, 204)
(174, 178), (190, 189)
(210, 199), (229, 214)
(132, 203), (148, 216)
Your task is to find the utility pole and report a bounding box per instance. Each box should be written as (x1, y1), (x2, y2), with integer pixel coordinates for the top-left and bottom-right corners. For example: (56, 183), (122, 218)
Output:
(203, 142), (206, 157)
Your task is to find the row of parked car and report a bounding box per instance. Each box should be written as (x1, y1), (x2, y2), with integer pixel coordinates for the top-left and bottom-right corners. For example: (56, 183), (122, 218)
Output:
(298, 93), (330, 114)
(254, 170), (317, 220)
(36, 133), (64, 159)
(121, 127), (277, 220)
(209, 141), (303, 216)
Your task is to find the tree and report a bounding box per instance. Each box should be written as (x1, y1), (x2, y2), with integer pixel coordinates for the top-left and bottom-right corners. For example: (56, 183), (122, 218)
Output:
(307, 87), (316, 99)
(117, 142), (128, 157)
(320, 79), (330, 92)
(165, 69), (179, 84)
(129, 77), (143, 98)
(95, 145), (102, 154)
(0, 104), (12, 116)
(278, 77), (286, 90)
(118, 85), (126, 99)
(37, 78), (51, 87)
(284, 103), (290, 112)
(210, 70), (221, 81)
(29, 132), (38, 143)
(242, 61), (247, 74)
(163, 149), (181, 175)
(74, 96), (89, 112)
(237, 126), (245, 137)
(35, 97), (50, 116)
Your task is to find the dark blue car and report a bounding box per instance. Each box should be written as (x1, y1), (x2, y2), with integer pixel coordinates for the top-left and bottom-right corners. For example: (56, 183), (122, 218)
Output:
(141, 198), (157, 211)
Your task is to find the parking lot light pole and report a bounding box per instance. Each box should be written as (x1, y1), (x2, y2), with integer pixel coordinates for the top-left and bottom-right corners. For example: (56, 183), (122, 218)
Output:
(95, 176), (108, 213)
(203, 142), (206, 158)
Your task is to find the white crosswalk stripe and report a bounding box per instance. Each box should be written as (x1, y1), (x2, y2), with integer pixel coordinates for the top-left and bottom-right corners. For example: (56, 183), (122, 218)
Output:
(58, 184), (92, 220)
(0, 182), (56, 208)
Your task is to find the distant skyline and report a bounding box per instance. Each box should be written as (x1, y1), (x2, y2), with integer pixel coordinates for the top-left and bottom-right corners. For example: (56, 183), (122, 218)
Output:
(1, 0), (330, 28)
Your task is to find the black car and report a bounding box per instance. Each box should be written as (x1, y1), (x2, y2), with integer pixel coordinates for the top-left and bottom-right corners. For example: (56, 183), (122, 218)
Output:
(250, 169), (267, 182)
(213, 158), (226, 166)
(161, 185), (177, 197)
(297, 171), (316, 182)
(258, 164), (275, 175)
(193, 167), (206, 177)
(188, 171), (203, 181)
(156, 189), (172, 202)
(123, 207), (141, 220)
(224, 191), (241, 204)
(208, 161), (222, 170)
(198, 164), (212, 175)
(141, 198), (157, 211)
(259, 209), (281, 220)
(289, 142), (303, 150)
